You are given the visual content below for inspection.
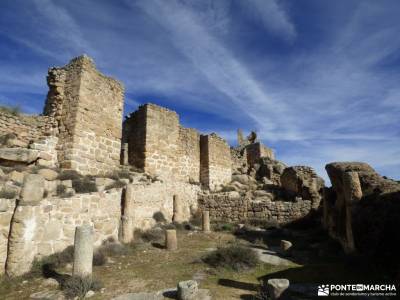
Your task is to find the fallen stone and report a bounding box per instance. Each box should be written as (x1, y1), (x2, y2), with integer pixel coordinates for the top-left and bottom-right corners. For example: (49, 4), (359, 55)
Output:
(30, 290), (65, 300)
(0, 148), (39, 164)
(267, 279), (290, 300)
(232, 174), (252, 185)
(36, 159), (53, 167)
(85, 290), (95, 298)
(38, 169), (58, 181)
(280, 240), (292, 252)
(42, 278), (59, 288)
(252, 247), (293, 266)
(178, 280), (198, 300)
(253, 190), (273, 198)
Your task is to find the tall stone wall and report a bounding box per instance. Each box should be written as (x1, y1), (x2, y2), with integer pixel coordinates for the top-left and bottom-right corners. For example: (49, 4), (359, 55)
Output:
(125, 181), (201, 230)
(44, 55), (124, 175)
(4, 189), (122, 277)
(198, 192), (312, 224)
(246, 142), (274, 167)
(0, 111), (54, 148)
(178, 127), (200, 183)
(124, 104), (201, 182)
(200, 134), (232, 190)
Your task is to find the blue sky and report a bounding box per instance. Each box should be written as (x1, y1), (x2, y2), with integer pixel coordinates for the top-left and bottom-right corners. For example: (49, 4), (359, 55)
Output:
(0, 0), (399, 182)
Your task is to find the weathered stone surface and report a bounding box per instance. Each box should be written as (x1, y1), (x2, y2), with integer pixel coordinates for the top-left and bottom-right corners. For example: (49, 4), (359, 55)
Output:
(165, 229), (177, 251)
(73, 225), (94, 278)
(20, 174), (45, 204)
(37, 169), (58, 181)
(267, 279), (290, 300)
(112, 292), (164, 300)
(280, 240), (292, 252)
(42, 278), (59, 287)
(177, 280), (198, 300)
(0, 148), (39, 164)
(202, 211), (210, 232)
(324, 162), (400, 256)
(173, 194), (184, 223)
(9, 170), (25, 183)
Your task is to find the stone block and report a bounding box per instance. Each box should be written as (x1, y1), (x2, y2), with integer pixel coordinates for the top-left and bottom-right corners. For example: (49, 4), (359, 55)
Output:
(20, 174), (45, 204)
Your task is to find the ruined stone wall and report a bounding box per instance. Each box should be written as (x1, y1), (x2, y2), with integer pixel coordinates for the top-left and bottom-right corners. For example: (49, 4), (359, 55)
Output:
(0, 198), (16, 275)
(246, 142), (274, 166)
(178, 127), (200, 183)
(198, 192), (312, 224)
(4, 189), (122, 277)
(124, 104), (201, 182)
(200, 134), (232, 190)
(125, 181), (201, 230)
(44, 55), (124, 175)
(0, 111), (54, 148)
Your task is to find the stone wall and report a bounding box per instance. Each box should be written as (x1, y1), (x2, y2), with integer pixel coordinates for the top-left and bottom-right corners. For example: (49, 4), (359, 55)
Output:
(198, 192), (312, 224)
(124, 181), (201, 230)
(124, 104), (202, 183)
(4, 189), (122, 277)
(200, 134), (232, 190)
(0, 198), (16, 275)
(44, 55), (124, 175)
(0, 111), (54, 148)
(246, 142), (274, 167)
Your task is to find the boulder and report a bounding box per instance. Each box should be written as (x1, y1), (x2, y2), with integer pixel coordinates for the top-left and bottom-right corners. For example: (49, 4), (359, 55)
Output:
(280, 240), (292, 251)
(0, 148), (39, 165)
(266, 279), (290, 299)
(232, 174), (253, 185)
(38, 169), (58, 181)
(20, 174), (45, 204)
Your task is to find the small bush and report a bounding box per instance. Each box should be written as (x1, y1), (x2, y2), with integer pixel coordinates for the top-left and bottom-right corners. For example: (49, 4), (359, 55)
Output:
(202, 245), (259, 271)
(56, 184), (74, 198)
(0, 133), (17, 146)
(213, 222), (234, 232)
(0, 105), (21, 116)
(98, 242), (130, 257)
(105, 180), (126, 190)
(72, 178), (98, 194)
(153, 211), (167, 223)
(31, 246), (74, 275)
(61, 276), (102, 299)
(135, 228), (164, 243)
(0, 189), (16, 199)
(93, 251), (106, 266)
(58, 170), (81, 181)
(189, 210), (202, 227)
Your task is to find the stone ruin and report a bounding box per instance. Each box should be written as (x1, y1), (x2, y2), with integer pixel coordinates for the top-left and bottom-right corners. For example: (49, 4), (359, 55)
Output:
(0, 55), (399, 278)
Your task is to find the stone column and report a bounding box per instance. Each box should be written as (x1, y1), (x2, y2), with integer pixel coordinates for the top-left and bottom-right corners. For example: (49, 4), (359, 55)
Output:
(120, 186), (134, 243)
(73, 225), (93, 278)
(202, 211), (210, 232)
(165, 229), (177, 251)
(122, 143), (129, 166)
(178, 280), (198, 300)
(6, 174), (45, 277)
(173, 194), (184, 223)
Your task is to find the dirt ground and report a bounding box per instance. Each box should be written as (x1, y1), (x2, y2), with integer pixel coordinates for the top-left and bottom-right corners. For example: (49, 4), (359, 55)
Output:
(0, 227), (388, 300)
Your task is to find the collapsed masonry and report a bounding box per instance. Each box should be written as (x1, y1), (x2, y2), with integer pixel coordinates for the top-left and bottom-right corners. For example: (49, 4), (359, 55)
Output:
(0, 55), (399, 277)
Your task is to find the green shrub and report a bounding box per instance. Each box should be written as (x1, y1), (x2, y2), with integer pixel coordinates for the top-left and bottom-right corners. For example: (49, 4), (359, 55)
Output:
(72, 178), (98, 194)
(105, 180), (126, 190)
(212, 222), (234, 232)
(61, 276), (103, 299)
(58, 170), (81, 181)
(93, 251), (106, 266)
(0, 105), (21, 116)
(189, 210), (202, 227)
(0, 133), (17, 146)
(153, 211), (167, 223)
(31, 246), (74, 275)
(134, 228), (164, 243)
(0, 189), (16, 199)
(202, 245), (259, 271)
